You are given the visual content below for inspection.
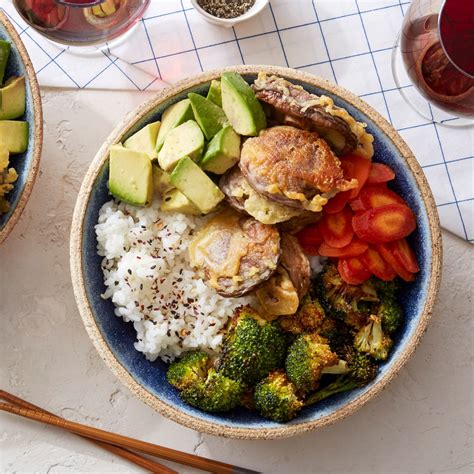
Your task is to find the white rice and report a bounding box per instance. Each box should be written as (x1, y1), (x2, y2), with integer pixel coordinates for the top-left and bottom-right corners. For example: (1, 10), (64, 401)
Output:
(95, 199), (255, 362)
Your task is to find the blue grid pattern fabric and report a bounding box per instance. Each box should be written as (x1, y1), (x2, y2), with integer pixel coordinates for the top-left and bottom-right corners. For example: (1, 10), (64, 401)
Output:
(1, 0), (473, 241)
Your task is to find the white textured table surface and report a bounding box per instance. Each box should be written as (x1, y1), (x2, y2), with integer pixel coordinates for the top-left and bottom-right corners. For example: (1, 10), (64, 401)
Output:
(1, 89), (473, 474)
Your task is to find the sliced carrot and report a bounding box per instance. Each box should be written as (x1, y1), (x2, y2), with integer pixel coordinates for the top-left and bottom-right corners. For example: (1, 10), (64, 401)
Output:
(296, 223), (324, 247)
(324, 190), (351, 214)
(391, 238), (420, 273)
(366, 163), (395, 184)
(318, 239), (368, 258)
(349, 185), (406, 212)
(300, 244), (320, 256)
(338, 257), (372, 285)
(352, 204), (416, 243)
(377, 243), (415, 282)
(340, 155), (372, 199)
(360, 247), (396, 281)
(320, 207), (354, 248)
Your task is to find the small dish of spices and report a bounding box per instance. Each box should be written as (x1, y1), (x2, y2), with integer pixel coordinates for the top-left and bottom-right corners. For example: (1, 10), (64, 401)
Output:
(191, 0), (269, 28)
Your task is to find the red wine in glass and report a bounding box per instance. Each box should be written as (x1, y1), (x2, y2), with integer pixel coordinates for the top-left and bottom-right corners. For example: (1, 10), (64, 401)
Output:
(399, 0), (474, 118)
(13, 0), (150, 49)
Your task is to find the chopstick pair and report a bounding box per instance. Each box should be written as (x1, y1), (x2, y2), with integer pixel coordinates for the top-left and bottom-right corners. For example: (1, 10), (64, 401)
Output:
(0, 390), (258, 474)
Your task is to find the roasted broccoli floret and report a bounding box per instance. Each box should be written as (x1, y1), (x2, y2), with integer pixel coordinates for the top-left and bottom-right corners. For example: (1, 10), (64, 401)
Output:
(260, 321), (289, 374)
(354, 315), (393, 361)
(304, 375), (359, 406)
(312, 264), (378, 330)
(166, 350), (210, 390)
(304, 346), (378, 406)
(377, 298), (403, 334)
(218, 306), (289, 385)
(180, 368), (245, 413)
(285, 333), (340, 392)
(279, 297), (326, 335)
(339, 345), (379, 386)
(254, 370), (303, 422)
(372, 278), (400, 300)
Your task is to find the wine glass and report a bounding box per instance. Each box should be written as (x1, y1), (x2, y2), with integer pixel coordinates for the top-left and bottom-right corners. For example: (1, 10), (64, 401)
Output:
(13, 0), (150, 55)
(392, 0), (474, 125)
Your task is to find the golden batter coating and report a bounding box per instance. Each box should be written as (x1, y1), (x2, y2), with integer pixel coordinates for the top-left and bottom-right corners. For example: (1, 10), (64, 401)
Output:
(189, 208), (281, 297)
(240, 126), (357, 211)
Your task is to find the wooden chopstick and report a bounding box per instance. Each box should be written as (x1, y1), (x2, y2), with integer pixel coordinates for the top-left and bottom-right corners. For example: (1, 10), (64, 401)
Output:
(0, 394), (259, 474)
(0, 390), (176, 474)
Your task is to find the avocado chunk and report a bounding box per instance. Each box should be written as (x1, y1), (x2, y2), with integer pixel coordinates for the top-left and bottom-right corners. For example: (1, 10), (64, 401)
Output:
(170, 156), (224, 214)
(200, 126), (241, 174)
(156, 99), (194, 151)
(0, 120), (28, 154)
(0, 40), (11, 85)
(188, 92), (228, 140)
(153, 164), (173, 193)
(221, 72), (266, 136)
(206, 80), (222, 107)
(124, 121), (161, 160)
(0, 77), (26, 120)
(109, 145), (153, 206)
(152, 164), (174, 195)
(158, 120), (204, 171)
(161, 188), (201, 215)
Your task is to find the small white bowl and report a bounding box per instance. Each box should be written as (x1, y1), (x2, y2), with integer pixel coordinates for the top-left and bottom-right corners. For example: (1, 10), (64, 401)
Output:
(190, 0), (269, 28)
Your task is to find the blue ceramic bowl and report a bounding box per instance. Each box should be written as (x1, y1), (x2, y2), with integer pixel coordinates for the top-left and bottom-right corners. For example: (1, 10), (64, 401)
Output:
(71, 66), (442, 439)
(0, 11), (42, 244)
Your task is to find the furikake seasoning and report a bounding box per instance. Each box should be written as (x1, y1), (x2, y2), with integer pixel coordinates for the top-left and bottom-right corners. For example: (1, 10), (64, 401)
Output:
(198, 0), (256, 19)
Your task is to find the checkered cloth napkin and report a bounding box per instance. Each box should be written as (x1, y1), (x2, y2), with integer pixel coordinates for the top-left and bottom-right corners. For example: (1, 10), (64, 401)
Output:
(2, 0), (473, 241)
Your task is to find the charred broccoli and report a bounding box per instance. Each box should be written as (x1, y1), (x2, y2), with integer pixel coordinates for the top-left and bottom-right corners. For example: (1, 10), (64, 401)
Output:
(339, 345), (379, 386)
(354, 315), (393, 361)
(372, 278), (400, 300)
(180, 368), (244, 413)
(377, 298), (403, 334)
(254, 370), (303, 422)
(304, 346), (378, 406)
(218, 306), (289, 385)
(312, 264), (378, 330)
(166, 350), (210, 390)
(304, 375), (359, 405)
(279, 297), (326, 335)
(285, 333), (340, 392)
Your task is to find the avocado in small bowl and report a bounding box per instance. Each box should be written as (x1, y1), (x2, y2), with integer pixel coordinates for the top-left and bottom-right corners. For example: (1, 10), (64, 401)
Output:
(71, 65), (442, 439)
(0, 11), (42, 244)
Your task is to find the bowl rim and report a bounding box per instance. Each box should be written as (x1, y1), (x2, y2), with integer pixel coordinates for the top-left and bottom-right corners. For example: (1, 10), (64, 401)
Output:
(70, 65), (442, 440)
(0, 11), (43, 245)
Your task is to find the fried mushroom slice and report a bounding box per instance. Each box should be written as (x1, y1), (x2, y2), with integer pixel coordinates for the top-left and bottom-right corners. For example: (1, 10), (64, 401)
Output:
(219, 166), (303, 224)
(256, 266), (300, 316)
(240, 126), (357, 211)
(280, 233), (310, 299)
(189, 208), (280, 297)
(253, 73), (374, 158)
(277, 211), (321, 234)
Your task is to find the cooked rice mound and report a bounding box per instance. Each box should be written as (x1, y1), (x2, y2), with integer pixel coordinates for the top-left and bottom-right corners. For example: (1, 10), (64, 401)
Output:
(96, 199), (255, 362)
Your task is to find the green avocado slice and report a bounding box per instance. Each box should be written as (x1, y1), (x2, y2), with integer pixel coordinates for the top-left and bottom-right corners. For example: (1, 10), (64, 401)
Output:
(200, 126), (241, 175)
(108, 145), (153, 206)
(0, 76), (26, 120)
(188, 92), (228, 141)
(221, 72), (266, 136)
(156, 99), (194, 152)
(124, 121), (161, 160)
(0, 40), (11, 85)
(206, 80), (222, 107)
(170, 156), (224, 214)
(0, 120), (28, 154)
